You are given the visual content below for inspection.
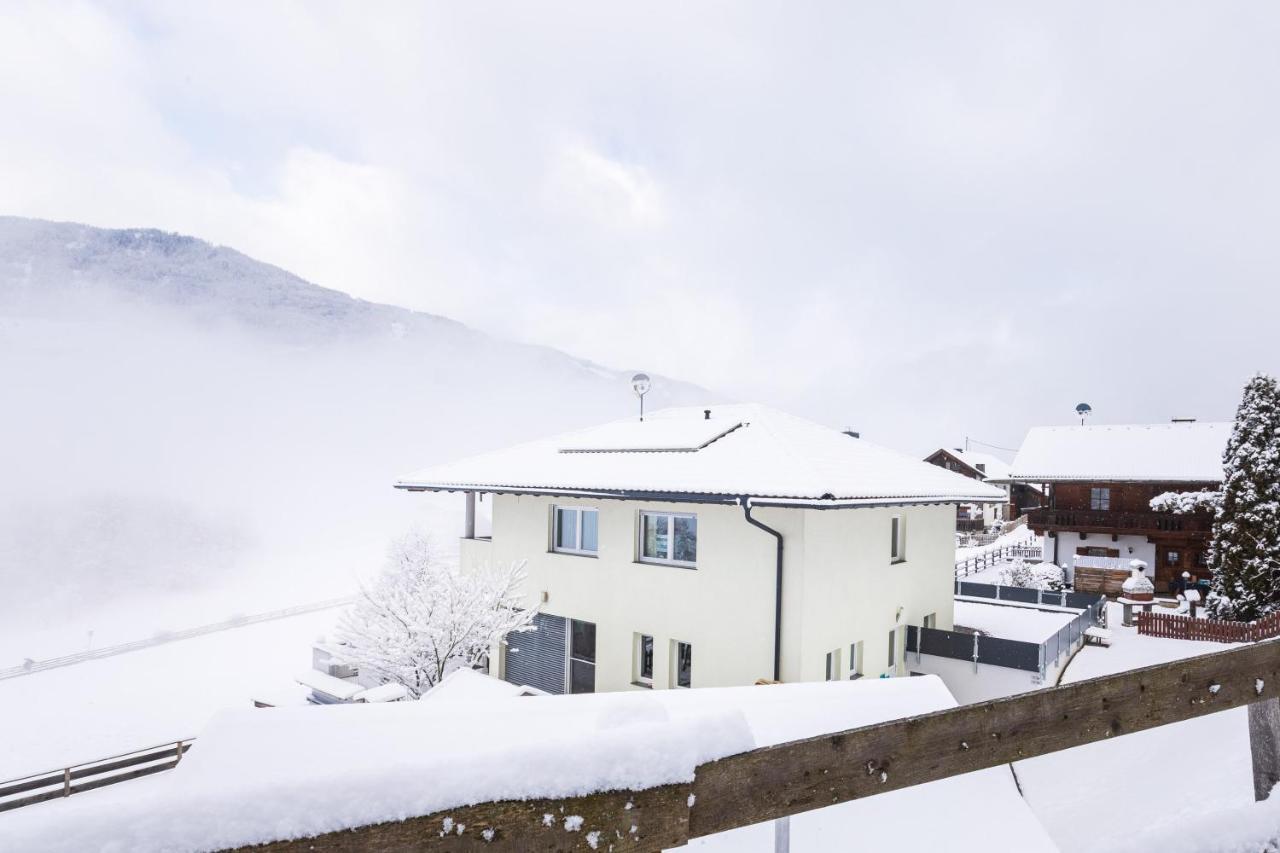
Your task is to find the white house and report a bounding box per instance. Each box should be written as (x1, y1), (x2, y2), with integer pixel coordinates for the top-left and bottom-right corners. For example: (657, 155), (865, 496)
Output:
(396, 404), (1005, 694)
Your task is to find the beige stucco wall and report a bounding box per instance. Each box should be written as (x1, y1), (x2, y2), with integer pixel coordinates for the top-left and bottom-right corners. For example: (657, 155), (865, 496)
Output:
(459, 494), (956, 692)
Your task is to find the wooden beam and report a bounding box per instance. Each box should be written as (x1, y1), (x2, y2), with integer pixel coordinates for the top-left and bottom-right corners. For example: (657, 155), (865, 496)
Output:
(229, 640), (1280, 853)
(233, 783), (691, 852)
(688, 639), (1280, 838)
(1250, 697), (1280, 801)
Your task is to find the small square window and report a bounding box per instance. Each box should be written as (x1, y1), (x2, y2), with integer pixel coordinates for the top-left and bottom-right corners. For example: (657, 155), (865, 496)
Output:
(1090, 488), (1111, 511)
(553, 507), (599, 555)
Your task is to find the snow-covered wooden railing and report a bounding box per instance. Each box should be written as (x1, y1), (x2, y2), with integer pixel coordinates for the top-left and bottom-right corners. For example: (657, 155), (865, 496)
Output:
(0, 739), (194, 813)
(231, 639), (1280, 852)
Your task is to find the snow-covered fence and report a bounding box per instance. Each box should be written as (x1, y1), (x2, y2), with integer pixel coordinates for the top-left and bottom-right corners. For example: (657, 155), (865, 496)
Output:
(0, 739), (193, 813)
(955, 543), (1032, 577)
(229, 640), (1280, 851)
(1138, 610), (1280, 643)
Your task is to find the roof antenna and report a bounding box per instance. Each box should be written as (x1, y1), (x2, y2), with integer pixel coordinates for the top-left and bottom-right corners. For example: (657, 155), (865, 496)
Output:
(1075, 402), (1092, 426)
(631, 373), (652, 422)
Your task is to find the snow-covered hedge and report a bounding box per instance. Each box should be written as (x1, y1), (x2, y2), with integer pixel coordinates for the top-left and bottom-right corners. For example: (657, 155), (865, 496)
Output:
(996, 558), (1065, 592)
(1149, 489), (1222, 514)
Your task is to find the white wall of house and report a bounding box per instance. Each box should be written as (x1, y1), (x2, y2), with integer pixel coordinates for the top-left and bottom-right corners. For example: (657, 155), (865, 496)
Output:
(459, 495), (958, 693)
(1044, 532), (1156, 577)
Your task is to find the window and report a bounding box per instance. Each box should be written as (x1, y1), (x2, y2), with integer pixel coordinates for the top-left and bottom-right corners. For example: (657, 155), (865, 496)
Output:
(890, 515), (906, 563)
(1166, 550), (1180, 566)
(553, 507), (598, 555)
(923, 612), (936, 630)
(825, 648), (842, 682)
(887, 629), (898, 671)
(640, 511), (697, 566)
(672, 640), (692, 688)
(568, 619), (596, 694)
(849, 641), (863, 679)
(633, 633), (654, 687)
(1090, 487), (1111, 511)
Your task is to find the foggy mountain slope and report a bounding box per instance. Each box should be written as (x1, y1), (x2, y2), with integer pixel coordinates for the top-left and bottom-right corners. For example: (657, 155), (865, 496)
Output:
(0, 216), (712, 656)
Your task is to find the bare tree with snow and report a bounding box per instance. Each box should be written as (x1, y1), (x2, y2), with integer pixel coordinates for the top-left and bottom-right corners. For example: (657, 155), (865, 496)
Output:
(337, 531), (536, 698)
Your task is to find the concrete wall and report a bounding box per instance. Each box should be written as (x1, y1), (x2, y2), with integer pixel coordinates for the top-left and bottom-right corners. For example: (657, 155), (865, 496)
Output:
(461, 495), (957, 692)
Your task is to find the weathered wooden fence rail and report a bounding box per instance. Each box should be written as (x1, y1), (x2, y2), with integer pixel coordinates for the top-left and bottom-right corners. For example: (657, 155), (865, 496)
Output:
(1138, 609), (1280, 643)
(0, 739), (194, 813)
(232, 639), (1280, 852)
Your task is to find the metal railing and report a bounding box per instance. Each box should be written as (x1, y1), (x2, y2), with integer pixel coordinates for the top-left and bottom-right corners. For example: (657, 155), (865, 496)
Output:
(0, 738), (194, 813)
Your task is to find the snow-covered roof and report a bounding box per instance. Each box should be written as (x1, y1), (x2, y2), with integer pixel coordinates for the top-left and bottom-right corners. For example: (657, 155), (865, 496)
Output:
(397, 404), (1007, 506)
(1008, 421), (1231, 483)
(3, 677), (1055, 852)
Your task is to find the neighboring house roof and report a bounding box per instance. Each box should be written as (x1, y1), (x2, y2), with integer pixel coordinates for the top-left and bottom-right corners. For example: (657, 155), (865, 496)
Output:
(396, 404), (1007, 506)
(1008, 422), (1232, 483)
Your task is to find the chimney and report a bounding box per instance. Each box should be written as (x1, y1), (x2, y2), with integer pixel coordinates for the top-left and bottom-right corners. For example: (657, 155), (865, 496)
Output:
(704, 409), (711, 420)
(1171, 417), (1197, 424)
(843, 428), (860, 438)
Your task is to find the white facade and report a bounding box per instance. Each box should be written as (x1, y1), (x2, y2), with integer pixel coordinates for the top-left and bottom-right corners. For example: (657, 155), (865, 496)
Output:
(461, 494), (957, 692)
(1043, 531), (1156, 579)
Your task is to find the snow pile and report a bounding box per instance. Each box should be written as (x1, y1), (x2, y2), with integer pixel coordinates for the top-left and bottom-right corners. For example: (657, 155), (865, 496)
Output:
(3, 678), (1056, 853)
(996, 558), (1064, 591)
(1, 696), (751, 852)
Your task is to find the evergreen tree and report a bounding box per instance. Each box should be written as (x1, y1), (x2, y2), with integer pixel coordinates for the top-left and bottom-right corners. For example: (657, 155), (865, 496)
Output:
(1207, 373), (1280, 621)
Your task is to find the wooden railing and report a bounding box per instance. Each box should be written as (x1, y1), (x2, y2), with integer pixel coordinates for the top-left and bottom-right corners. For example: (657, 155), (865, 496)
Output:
(955, 541), (1040, 577)
(1138, 610), (1280, 643)
(1027, 508), (1211, 534)
(0, 739), (194, 813)
(233, 639), (1280, 852)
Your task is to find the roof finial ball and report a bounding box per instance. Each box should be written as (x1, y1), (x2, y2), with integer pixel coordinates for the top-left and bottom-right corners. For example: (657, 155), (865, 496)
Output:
(631, 373), (652, 422)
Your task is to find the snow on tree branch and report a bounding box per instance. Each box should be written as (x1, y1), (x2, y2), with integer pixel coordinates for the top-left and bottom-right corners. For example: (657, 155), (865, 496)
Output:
(336, 530), (536, 698)
(1149, 489), (1223, 514)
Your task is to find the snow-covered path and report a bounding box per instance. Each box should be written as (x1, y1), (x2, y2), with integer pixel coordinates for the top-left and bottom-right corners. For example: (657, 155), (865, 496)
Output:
(1015, 602), (1266, 853)
(0, 608), (338, 780)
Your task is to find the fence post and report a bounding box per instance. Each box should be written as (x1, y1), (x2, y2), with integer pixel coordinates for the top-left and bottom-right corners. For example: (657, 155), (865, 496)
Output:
(175, 741), (184, 765)
(62, 767), (70, 797)
(774, 816), (790, 853)
(972, 632), (980, 674)
(1250, 698), (1280, 801)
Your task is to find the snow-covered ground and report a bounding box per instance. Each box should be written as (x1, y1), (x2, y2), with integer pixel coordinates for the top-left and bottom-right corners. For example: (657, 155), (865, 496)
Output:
(1016, 601), (1271, 853)
(955, 524), (1038, 564)
(0, 608), (339, 780)
(953, 599), (1076, 643)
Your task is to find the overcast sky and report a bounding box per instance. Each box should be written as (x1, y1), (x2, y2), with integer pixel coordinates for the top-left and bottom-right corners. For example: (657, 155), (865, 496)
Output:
(4, 2), (1278, 454)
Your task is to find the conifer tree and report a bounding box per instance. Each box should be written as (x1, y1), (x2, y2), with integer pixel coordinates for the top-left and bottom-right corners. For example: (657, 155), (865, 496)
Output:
(1207, 374), (1280, 621)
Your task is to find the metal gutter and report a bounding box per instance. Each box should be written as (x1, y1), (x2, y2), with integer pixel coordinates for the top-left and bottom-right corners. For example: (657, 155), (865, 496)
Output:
(740, 497), (784, 682)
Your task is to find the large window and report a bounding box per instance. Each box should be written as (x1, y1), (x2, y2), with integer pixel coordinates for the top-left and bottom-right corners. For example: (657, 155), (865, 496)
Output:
(890, 515), (906, 563)
(633, 633), (654, 687)
(672, 640), (692, 688)
(568, 619), (596, 694)
(640, 512), (697, 567)
(1090, 487), (1111, 511)
(553, 506), (598, 555)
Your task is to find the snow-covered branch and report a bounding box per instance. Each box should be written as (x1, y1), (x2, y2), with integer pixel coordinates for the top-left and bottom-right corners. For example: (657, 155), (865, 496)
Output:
(1149, 489), (1222, 514)
(336, 530), (536, 698)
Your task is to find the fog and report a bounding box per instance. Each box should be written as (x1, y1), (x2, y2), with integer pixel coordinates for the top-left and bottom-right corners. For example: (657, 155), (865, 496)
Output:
(0, 228), (706, 659)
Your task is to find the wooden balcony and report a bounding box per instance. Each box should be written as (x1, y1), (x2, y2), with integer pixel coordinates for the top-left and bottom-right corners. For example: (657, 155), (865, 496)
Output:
(1027, 508), (1211, 537)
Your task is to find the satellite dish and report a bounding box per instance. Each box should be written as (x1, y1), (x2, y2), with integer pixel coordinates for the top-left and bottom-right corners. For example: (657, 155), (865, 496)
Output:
(631, 373), (652, 421)
(1075, 402), (1092, 425)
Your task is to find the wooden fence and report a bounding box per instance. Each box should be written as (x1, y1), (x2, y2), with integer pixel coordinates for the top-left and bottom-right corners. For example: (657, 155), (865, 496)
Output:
(0, 739), (194, 813)
(233, 639), (1280, 852)
(1138, 610), (1280, 644)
